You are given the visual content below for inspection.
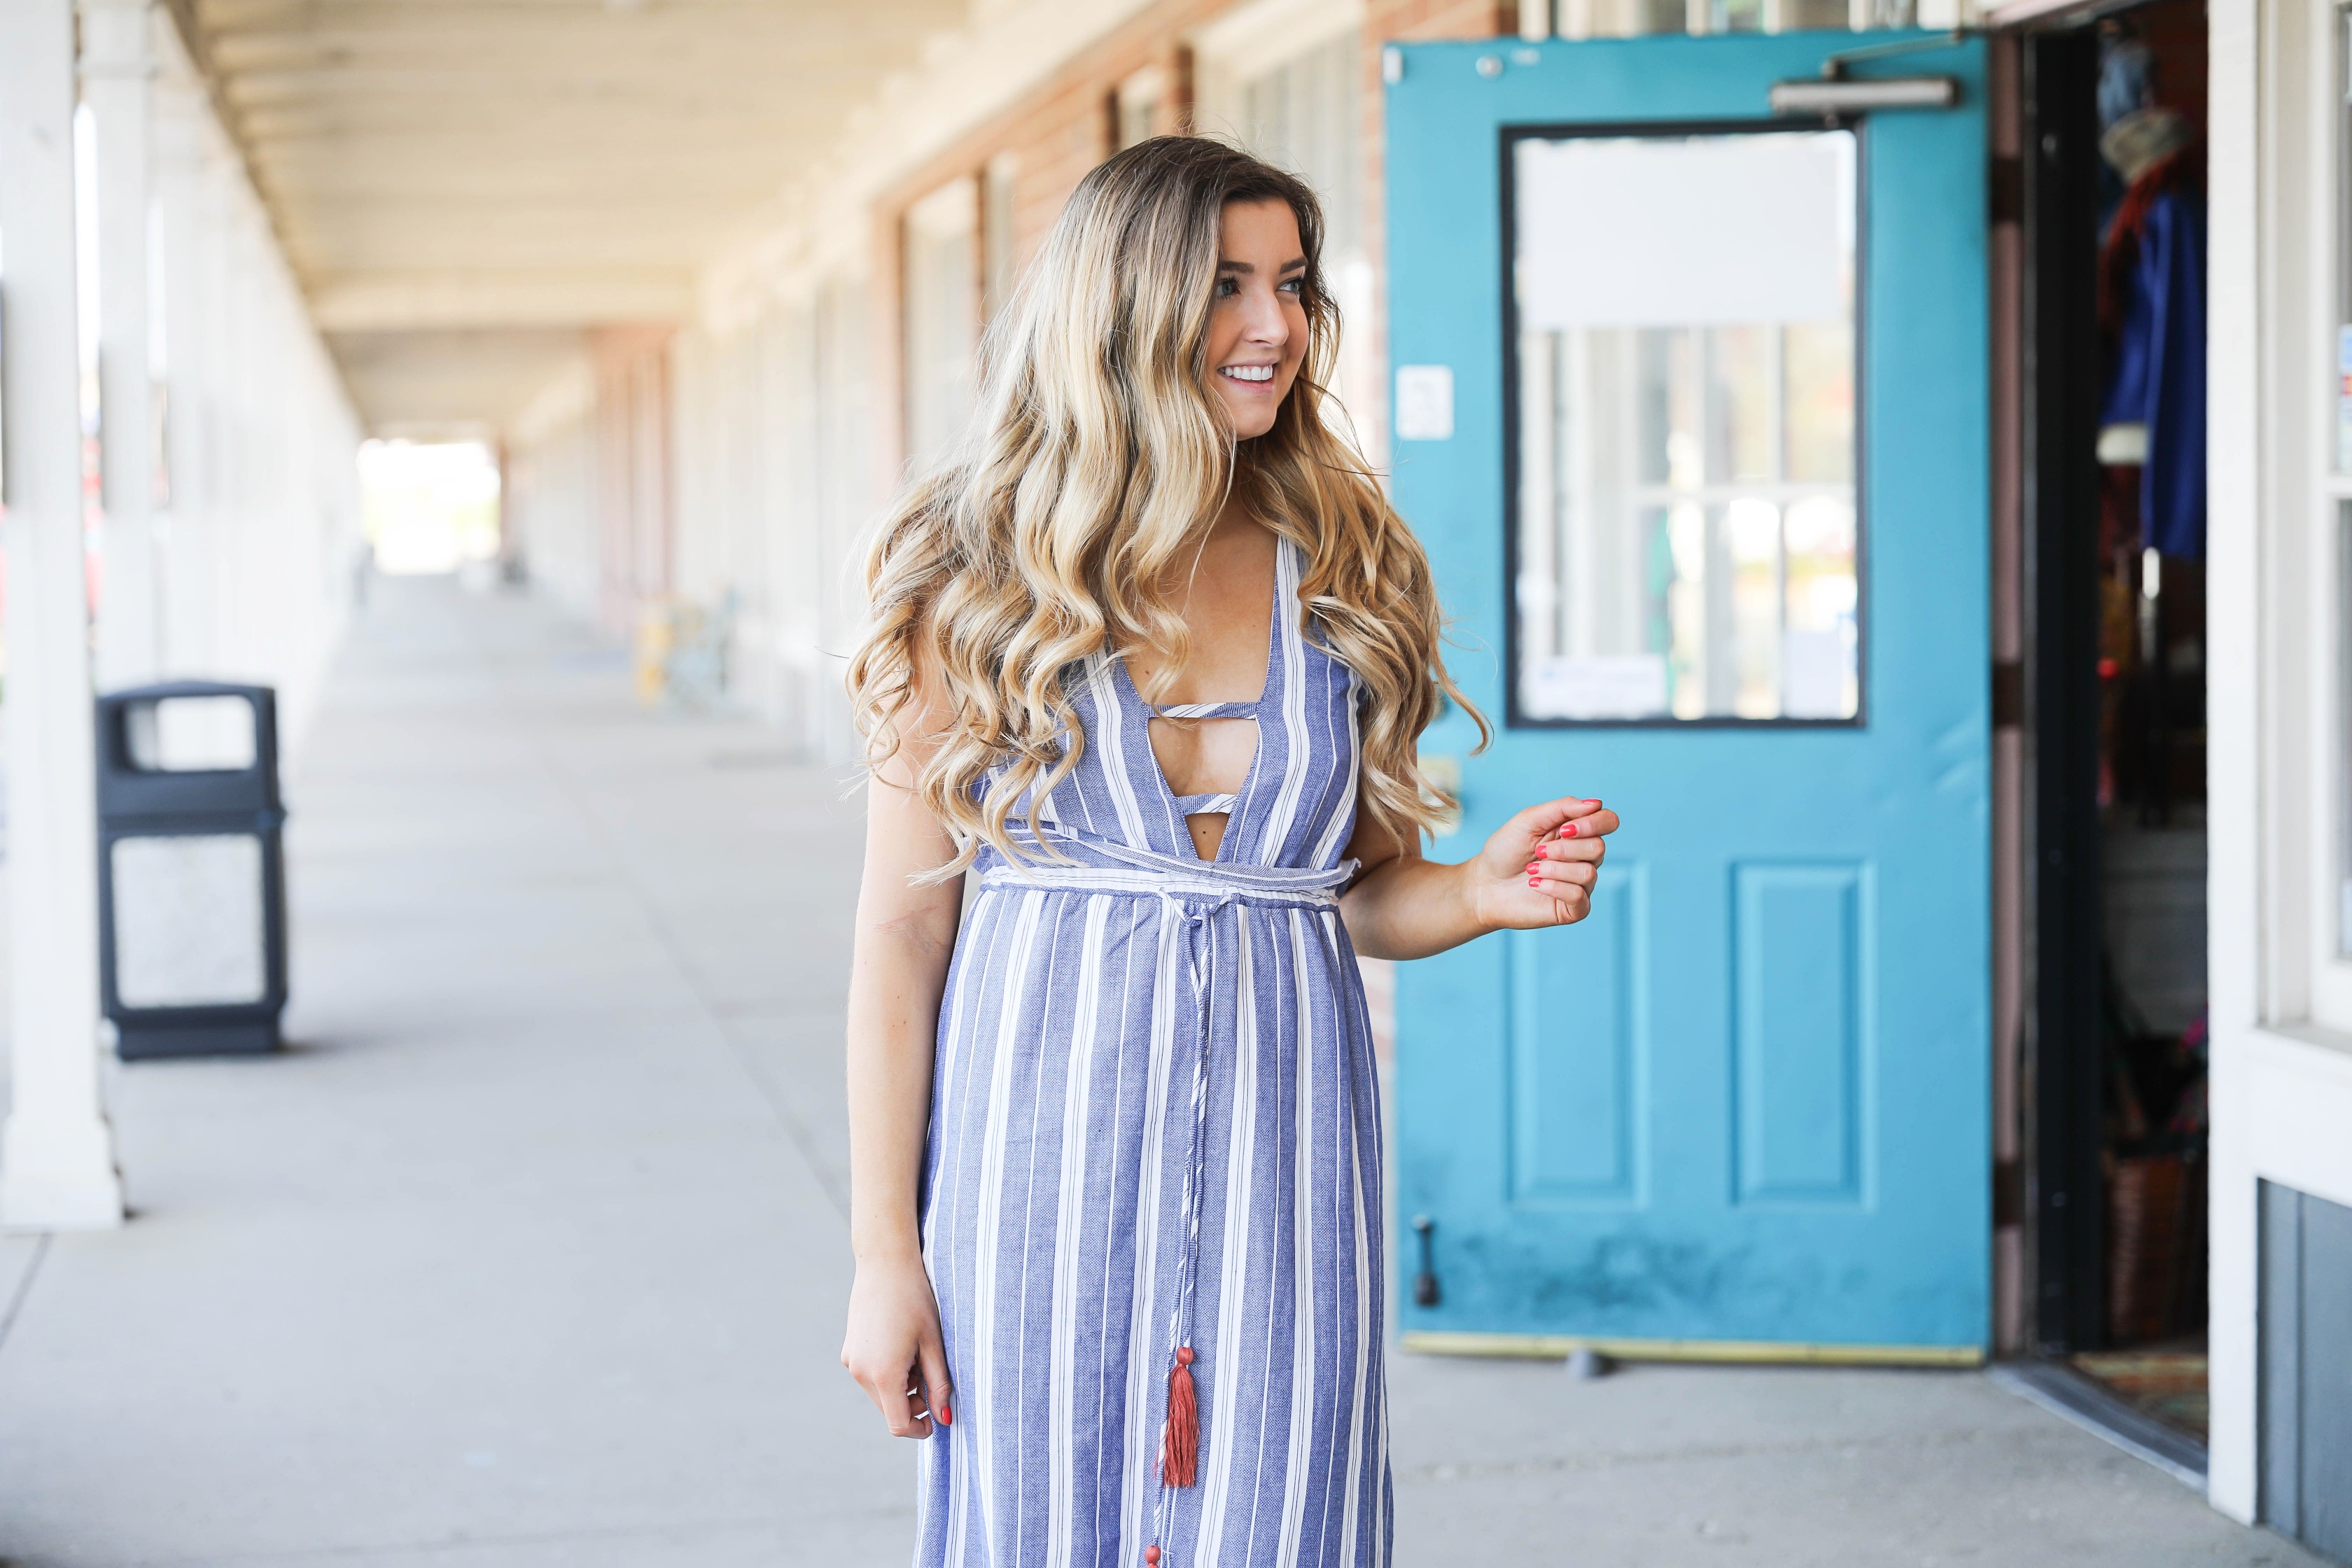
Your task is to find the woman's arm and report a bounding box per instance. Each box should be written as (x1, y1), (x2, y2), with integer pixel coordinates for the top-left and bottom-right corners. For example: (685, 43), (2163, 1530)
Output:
(839, 735), (965, 1440)
(1340, 792), (1619, 961)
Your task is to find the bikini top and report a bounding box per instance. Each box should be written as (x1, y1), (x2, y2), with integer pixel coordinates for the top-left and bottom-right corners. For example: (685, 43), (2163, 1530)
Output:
(1144, 698), (1259, 818)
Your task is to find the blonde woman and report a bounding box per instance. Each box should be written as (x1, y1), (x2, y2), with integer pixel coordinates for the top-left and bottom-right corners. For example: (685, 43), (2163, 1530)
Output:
(841, 136), (1618, 1568)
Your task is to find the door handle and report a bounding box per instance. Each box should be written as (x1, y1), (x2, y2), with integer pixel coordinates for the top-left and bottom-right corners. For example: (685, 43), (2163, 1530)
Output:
(1410, 1214), (1442, 1307)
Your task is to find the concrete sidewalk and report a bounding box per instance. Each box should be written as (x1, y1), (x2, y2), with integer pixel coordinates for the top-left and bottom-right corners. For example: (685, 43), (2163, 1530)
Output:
(0, 577), (2319, 1567)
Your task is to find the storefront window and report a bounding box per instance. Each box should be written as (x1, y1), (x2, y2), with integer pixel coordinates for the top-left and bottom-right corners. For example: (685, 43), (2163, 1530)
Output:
(2338, 1), (2352, 475)
(1508, 127), (1858, 723)
(1557, 0), (1849, 37)
(1236, 31), (1362, 259)
(902, 179), (978, 469)
(2342, 504), (2352, 955)
(2339, 2), (2352, 953)
(1226, 31), (1377, 449)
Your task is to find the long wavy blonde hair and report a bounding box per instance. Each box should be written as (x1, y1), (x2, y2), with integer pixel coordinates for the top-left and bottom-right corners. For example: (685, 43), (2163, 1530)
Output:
(848, 135), (1484, 878)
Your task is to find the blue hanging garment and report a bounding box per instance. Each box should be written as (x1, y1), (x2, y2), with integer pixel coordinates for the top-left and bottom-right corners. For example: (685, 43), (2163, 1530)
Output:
(2100, 158), (2206, 560)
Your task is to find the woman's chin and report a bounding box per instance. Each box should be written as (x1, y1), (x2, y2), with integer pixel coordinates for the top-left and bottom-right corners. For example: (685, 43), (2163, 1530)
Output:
(1222, 405), (1280, 441)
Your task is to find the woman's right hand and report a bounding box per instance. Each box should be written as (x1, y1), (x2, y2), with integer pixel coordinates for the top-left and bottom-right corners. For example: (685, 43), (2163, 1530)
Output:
(842, 1247), (952, 1438)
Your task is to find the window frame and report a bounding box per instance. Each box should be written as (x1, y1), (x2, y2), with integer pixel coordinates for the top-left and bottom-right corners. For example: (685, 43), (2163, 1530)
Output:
(2307, 0), (2352, 1030)
(1497, 115), (1874, 732)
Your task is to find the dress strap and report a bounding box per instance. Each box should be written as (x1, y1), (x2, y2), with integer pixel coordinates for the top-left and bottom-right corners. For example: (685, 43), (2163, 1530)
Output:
(978, 834), (1356, 906)
(1152, 700), (1259, 721)
(1170, 792), (1237, 817)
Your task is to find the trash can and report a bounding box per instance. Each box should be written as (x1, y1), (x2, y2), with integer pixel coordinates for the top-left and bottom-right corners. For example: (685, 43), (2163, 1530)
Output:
(94, 682), (288, 1059)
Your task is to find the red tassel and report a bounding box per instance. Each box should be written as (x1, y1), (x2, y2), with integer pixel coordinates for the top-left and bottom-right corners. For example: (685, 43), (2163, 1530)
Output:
(1161, 1345), (1199, 1486)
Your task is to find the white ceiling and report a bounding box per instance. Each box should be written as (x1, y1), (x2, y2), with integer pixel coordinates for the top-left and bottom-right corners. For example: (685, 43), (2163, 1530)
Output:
(326, 326), (592, 439)
(183, 0), (970, 430)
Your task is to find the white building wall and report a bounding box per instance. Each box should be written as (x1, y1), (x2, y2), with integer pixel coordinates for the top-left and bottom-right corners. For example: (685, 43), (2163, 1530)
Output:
(813, 276), (875, 764)
(146, 15), (362, 755)
(645, 274), (873, 759)
(505, 363), (601, 625)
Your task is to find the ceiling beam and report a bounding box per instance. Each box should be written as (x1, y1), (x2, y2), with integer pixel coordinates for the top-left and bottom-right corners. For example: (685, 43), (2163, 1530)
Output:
(196, 0), (962, 33)
(209, 29), (938, 70)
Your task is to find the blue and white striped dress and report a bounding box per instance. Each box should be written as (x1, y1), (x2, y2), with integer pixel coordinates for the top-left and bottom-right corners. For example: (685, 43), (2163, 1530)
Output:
(916, 534), (1391, 1568)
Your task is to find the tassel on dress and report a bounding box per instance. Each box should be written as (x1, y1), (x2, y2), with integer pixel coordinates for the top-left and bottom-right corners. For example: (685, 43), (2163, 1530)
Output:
(1161, 1345), (1199, 1486)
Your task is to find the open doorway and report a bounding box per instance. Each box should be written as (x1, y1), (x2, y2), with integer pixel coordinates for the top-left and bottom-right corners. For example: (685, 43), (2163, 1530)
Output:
(2022, 0), (2212, 1464)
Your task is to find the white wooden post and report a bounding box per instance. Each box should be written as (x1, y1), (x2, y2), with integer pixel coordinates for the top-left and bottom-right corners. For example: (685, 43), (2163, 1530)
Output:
(84, 0), (162, 691)
(0, 0), (128, 1230)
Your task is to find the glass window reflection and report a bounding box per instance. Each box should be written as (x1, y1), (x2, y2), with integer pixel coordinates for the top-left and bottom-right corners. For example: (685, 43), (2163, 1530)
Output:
(1512, 128), (1861, 723)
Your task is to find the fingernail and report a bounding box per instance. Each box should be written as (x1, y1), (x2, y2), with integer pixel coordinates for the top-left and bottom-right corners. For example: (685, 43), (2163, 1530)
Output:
(1562, 824), (1578, 839)
(1527, 875), (1539, 886)
(1534, 844), (1548, 859)
(1584, 799), (1602, 806)
(940, 1399), (951, 1426)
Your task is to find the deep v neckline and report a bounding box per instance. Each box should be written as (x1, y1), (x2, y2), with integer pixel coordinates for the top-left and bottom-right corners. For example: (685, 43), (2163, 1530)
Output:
(1112, 536), (1289, 864)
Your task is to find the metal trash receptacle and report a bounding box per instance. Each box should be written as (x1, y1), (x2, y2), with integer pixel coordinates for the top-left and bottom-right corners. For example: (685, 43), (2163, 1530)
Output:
(94, 682), (288, 1059)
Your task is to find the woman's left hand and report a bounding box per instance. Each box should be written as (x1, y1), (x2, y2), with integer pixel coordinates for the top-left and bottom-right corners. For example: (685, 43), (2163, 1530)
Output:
(1466, 796), (1620, 932)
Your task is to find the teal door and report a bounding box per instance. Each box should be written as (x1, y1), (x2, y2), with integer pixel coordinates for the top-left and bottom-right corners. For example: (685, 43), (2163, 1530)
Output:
(1388, 31), (1989, 1358)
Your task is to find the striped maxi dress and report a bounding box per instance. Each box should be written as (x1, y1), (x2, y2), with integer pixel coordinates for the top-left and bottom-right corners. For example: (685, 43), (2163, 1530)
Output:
(916, 533), (1392, 1568)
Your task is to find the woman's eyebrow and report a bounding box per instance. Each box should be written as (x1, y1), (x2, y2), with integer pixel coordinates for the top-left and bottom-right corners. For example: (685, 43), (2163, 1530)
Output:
(1278, 257), (1307, 275)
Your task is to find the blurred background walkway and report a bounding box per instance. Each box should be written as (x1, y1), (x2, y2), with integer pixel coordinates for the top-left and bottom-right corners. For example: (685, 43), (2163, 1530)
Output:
(0, 578), (2315, 1568)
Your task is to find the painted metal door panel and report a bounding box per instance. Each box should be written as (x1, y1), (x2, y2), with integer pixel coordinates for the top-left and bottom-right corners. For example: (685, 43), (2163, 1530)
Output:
(1388, 32), (1989, 1355)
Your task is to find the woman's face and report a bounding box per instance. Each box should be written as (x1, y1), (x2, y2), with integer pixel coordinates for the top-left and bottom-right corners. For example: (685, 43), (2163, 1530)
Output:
(1205, 198), (1309, 440)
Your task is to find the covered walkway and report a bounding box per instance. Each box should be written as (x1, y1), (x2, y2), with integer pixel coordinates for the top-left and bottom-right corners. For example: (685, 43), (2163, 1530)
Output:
(0, 579), (2311, 1568)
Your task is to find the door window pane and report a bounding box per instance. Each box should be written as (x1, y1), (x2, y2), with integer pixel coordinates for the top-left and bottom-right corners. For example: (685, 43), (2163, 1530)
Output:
(1511, 128), (1860, 722)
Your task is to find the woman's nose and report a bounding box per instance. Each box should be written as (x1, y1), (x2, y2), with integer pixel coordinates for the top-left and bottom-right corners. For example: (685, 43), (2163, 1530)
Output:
(1243, 290), (1289, 346)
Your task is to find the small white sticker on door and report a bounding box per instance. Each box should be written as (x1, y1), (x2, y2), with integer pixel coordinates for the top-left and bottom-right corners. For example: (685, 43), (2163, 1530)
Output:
(1394, 365), (1455, 441)
(1522, 654), (1668, 720)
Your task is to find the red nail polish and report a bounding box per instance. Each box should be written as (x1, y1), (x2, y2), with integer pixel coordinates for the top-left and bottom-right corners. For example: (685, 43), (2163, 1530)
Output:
(1527, 876), (1539, 886)
(1584, 799), (1602, 807)
(1534, 844), (1548, 859)
(940, 1399), (951, 1426)
(1562, 824), (1578, 839)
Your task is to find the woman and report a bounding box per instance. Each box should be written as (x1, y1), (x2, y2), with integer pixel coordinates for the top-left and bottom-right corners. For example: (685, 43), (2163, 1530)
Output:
(841, 136), (1618, 1568)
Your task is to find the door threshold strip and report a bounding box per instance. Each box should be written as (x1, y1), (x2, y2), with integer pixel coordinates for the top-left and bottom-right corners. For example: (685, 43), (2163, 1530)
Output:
(1987, 1359), (2207, 1490)
(1401, 1331), (1984, 1368)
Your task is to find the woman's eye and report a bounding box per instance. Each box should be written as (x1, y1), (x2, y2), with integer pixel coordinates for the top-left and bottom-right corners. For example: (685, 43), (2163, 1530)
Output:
(1278, 278), (1303, 295)
(1214, 277), (1239, 298)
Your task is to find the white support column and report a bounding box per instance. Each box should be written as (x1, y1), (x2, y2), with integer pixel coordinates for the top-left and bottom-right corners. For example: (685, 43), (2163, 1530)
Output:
(2203, 0), (2268, 1522)
(0, 0), (128, 1231)
(83, 0), (161, 692)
